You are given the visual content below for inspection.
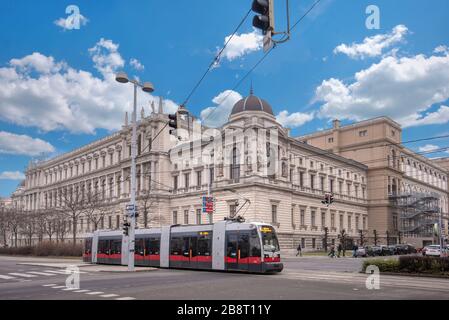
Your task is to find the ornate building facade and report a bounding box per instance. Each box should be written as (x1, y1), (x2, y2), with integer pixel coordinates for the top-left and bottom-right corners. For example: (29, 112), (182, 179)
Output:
(11, 93), (373, 252)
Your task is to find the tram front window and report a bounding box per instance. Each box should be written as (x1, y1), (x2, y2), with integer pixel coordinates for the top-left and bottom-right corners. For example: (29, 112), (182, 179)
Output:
(260, 226), (280, 252)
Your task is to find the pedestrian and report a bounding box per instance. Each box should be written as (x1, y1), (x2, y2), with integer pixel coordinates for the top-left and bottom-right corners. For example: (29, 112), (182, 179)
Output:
(328, 245), (336, 258)
(352, 244), (359, 258)
(337, 243), (343, 258)
(296, 243), (302, 257)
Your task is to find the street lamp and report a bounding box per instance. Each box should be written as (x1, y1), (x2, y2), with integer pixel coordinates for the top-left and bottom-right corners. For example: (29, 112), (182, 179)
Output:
(116, 72), (155, 272)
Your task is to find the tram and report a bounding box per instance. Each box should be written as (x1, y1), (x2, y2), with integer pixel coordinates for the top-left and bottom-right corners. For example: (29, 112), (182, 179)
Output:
(83, 220), (283, 273)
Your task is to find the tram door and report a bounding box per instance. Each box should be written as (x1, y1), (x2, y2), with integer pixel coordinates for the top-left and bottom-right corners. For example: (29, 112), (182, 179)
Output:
(226, 232), (250, 271)
(181, 236), (198, 269)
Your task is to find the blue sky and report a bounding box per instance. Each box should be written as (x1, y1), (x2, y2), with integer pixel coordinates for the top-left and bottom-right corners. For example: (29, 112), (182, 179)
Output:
(1, 0), (449, 197)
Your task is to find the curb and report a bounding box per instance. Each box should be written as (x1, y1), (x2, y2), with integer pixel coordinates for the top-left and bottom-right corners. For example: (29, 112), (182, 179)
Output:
(98, 268), (158, 273)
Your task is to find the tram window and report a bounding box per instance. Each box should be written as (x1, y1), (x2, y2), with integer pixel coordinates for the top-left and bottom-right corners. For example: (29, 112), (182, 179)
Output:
(111, 240), (121, 254)
(84, 239), (92, 254)
(182, 237), (190, 257)
(239, 234), (250, 259)
(170, 237), (183, 255)
(146, 238), (160, 255)
(260, 226), (280, 252)
(98, 240), (109, 254)
(227, 233), (238, 258)
(250, 232), (262, 257)
(198, 234), (212, 256)
(135, 239), (144, 255)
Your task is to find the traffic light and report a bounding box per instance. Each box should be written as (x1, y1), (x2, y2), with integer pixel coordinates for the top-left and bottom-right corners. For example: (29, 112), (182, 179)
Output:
(123, 222), (130, 236)
(168, 113), (177, 136)
(321, 193), (334, 206)
(251, 0), (274, 35)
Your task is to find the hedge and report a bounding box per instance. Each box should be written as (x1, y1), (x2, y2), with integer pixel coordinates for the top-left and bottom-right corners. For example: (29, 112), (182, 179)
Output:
(363, 256), (449, 275)
(0, 242), (82, 257)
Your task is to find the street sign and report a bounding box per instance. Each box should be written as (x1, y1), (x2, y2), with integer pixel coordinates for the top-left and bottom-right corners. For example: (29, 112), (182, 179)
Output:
(202, 196), (215, 214)
(126, 204), (135, 211)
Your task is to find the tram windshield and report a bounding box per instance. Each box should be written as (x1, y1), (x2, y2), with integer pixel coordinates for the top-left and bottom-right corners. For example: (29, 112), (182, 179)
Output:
(259, 226), (280, 252)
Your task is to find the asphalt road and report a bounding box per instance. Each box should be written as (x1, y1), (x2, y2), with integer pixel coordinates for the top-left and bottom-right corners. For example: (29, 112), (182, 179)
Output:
(0, 255), (448, 300)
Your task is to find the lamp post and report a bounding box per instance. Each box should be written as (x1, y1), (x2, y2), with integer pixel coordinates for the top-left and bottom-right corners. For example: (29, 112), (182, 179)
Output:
(116, 72), (154, 271)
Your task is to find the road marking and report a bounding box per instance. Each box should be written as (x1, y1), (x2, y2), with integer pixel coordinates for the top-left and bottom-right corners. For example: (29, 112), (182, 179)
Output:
(116, 297), (136, 300)
(100, 294), (119, 298)
(44, 270), (68, 274)
(42, 284), (57, 287)
(28, 271), (57, 276)
(86, 291), (104, 295)
(62, 288), (78, 291)
(52, 286), (66, 289)
(73, 290), (90, 293)
(0, 275), (16, 280)
(8, 273), (36, 278)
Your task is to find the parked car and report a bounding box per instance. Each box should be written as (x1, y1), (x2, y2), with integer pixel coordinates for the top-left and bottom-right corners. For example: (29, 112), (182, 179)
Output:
(355, 247), (367, 257)
(370, 246), (383, 256)
(423, 245), (442, 257)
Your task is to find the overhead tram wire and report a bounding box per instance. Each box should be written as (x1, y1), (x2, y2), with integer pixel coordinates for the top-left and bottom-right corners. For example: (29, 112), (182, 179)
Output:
(201, 0), (324, 125)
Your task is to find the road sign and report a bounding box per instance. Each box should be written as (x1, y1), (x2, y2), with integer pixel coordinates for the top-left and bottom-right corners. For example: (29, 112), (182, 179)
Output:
(263, 31), (273, 53)
(202, 196), (214, 214)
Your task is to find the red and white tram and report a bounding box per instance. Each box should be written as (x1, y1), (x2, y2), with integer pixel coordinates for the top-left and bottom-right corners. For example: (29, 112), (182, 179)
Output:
(83, 220), (283, 273)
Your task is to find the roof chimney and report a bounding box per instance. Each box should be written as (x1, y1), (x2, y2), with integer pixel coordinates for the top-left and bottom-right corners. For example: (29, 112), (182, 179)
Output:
(333, 119), (341, 129)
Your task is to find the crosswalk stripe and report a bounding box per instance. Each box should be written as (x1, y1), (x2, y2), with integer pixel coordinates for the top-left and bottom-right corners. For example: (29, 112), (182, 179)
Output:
(0, 275), (16, 280)
(73, 290), (90, 293)
(62, 288), (79, 291)
(8, 273), (36, 278)
(86, 291), (104, 295)
(42, 284), (57, 287)
(100, 294), (119, 298)
(44, 270), (68, 274)
(52, 286), (66, 289)
(116, 297), (136, 300)
(28, 271), (57, 276)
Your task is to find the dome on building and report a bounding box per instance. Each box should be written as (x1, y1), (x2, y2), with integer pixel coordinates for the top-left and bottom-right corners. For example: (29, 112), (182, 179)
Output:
(230, 87), (274, 116)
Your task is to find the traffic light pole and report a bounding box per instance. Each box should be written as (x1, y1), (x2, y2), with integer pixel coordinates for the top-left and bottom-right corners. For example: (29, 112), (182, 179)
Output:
(128, 83), (138, 272)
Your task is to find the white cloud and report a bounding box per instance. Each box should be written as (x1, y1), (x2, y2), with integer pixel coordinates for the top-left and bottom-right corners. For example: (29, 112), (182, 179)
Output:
(0, 131), (55, 156)
(434, 45), (449, 55)
(130, 58), (144, 71)
(315, 50), (449, 128)
(418, 144), (439, 153)
(276, 111), (314, 128)
(0, 39), (179, 134)
(334, 25), (409, 59)
(221, 29), (263, 61)
(200, 90), (243, 127)
(0, 171), (26, 180)
(54, 14), (89, 30)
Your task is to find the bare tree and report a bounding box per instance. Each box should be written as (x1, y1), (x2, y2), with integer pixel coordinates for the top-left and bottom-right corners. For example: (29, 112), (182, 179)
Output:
(43, 209), (58, 242)
(35, 210), (48, 243)
(0, 207), (9, 247)
(8, 209), (22, 247)
(55, 218), (68, 243)
(138, 189), (164, 228)
(20, 211), (36, 246)
(83, 191), (109, 231)
(58, 186), (90, 245)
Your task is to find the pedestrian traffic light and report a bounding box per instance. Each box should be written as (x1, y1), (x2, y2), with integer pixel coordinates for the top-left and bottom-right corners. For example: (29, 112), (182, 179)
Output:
(123, 222), (130, 236)
(168, 113), (177, 136)
(251, 0), (274, 35)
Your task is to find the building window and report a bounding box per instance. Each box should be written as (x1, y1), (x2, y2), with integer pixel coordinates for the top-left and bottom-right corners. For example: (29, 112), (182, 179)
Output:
(310, 174), (315, 190)
(339, 215), (344, 230)
(173, 211), (178, 224)
(173, 176), (178, 191)
(355, 216), (360, 231)
(331, 213), (335, 228)
(209, 167), (214, 185)
(363, 217), (367, 230)
(300, 209), (305, 226)
(110, 153), (113, 166)
(184, 210), (189, 224)
(320, 176), (325, 191)
(108, 216), (112, 229)
(196, 209), (202, 225)
(321, 212), (326, 228)
(116, 215), (120, 229)
(311, 211), (316, 227)
(312, 238), (316, 249)
(359, 130), (368, 137)
(328, 137), (334, 143)
(291, 206), (295, 227)
(196, 171), (202, 187)
(184, 173), (190, 189)
(229, 204), (237, 218)
(347, 216), (352, 231)
(231, 147), (240, 183)
(299, 171), (304, 187)
(301, 238), (305, 249)
(393, 215), (398, 231)
(271, 204), (278, 224)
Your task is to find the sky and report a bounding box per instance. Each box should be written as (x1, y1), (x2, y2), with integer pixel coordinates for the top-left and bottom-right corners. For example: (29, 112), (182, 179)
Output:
(1, 0), (449, 197)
